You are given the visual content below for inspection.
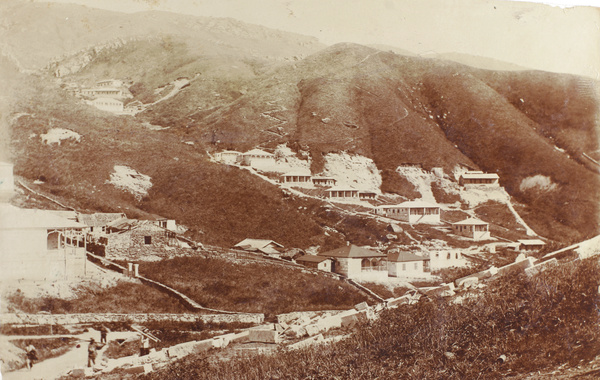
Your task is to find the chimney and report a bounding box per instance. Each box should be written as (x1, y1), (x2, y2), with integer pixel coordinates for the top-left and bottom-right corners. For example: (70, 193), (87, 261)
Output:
(0, 162), (14, 203)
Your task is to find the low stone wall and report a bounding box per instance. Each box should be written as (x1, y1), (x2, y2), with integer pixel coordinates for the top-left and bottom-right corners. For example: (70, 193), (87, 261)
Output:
(0, 312), (264, 326)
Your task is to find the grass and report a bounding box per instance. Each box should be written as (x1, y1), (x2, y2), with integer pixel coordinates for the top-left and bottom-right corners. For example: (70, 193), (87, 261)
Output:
(134, 258), (600, 380)
(360, 282), (410, 299)
(139, 256), (370, 317)
(3, 281), (190, 314)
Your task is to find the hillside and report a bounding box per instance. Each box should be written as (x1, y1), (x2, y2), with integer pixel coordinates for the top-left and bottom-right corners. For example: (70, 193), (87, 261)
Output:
(130, 42), (598, 242)
(0, 1), (324, 71)
(6, 39), (599, 247)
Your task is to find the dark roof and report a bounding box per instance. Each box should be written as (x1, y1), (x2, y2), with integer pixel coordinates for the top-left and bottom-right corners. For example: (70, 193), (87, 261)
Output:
(388, 251), (428, 262)
(296, 255), (331, 263)
(318, 245), (385, 258)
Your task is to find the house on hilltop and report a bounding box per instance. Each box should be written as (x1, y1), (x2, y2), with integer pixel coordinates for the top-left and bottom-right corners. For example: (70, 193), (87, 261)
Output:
(459, 171), (499, 187)
(374, 201), (441, 224)
(324, 186), (359, 200)
(234, 239), (284, 255)
(451, 217), (491, 240)
(318, 244), (387, 279)
(96, 79), (124, 88)
(241, 149), (276, 169)
(215, 150), (242, 165)
(0, 204), (88, 281)
(296, 255), (332, 272)
(89, 97), (124, 113)
(311, 176), (337, 187)
(518, 239), (546, 251)
(281, 171), (313, 188)
(388, 251), (429, 278)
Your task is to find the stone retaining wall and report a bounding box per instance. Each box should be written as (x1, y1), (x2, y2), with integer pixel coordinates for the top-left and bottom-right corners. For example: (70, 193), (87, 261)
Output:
(0, 312), (264, 326)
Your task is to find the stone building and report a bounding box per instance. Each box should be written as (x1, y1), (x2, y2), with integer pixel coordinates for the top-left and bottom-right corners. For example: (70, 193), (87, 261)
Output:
(318, 245), (387, 279)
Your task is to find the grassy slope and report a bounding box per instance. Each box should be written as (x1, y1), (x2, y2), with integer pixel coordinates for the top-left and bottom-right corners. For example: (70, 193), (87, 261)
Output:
(139, 259), (600, 380)
(140, 256), (369, 316)
(3, 282), (190, 314)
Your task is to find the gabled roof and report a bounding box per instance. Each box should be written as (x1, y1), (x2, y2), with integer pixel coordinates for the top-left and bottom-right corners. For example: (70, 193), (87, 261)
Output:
(398, 200), (439, 208)
(243, 149), (274, 157)
(518, 239), (546, 246)
(460, 171), (499, 179)
(281, 171), (312, 177)
(388, 251), (428, 262)
(452, 217), (488, 226)
(106, 218), (163, 232)
(234, 238), (284, 249)
(318, 245), (385, 258)
(324, 186), (358, 192)
(0, 205), (86, 229)
(78, 213), (127, 227)
(296, 255), (331, 263)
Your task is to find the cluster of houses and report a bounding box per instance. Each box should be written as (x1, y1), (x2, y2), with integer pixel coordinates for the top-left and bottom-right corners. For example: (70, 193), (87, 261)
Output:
(64, 79), (144, 115)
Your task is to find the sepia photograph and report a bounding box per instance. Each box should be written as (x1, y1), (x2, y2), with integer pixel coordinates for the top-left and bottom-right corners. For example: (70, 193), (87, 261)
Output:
(0, 0), (599, 378)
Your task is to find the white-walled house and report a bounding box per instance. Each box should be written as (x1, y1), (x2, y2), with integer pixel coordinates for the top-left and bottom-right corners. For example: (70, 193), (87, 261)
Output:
(312, 177), (337, 187)
(280, 171), (313, 188)
(318, 244), (387, 279)
(451, 217), (491, 240)
(358, 190), (378, 200)
(428, 250), (469, 271)
(324, 186), (359, 200)
(388, 251), (429, 278)
(0, 204), (88, 281)
(215, 150), (242, 165)
(374, 201), (441, 224)
(296, 255), (333, 272)
(459, 171), (500, 187)
(89, 97), (124, 113)
(240, 149), (276, 169)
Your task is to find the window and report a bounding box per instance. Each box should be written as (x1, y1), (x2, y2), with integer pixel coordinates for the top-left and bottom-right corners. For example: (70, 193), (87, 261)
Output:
(414, 263), (418, 270)
(144, 236), (152, 245)
(447, 253), (451, 260)
(402, 263), (406, 271)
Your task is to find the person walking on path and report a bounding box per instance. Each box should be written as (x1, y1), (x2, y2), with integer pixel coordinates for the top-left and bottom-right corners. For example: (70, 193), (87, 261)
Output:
(87, 338), (98, 368)
(139, 335), (150, 356)
(25, 343), (37, 370)
(100, 325), (109, 344)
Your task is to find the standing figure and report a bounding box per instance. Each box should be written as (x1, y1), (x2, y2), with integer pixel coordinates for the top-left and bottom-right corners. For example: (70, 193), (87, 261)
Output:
(25, 343), (37, 370)
(87, 338), (98, 368)
(99, 325), (108, 344)
(139, 336), (150, 356)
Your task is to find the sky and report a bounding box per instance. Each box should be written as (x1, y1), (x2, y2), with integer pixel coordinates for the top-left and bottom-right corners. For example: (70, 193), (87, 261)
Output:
(27, 0), (600, 78)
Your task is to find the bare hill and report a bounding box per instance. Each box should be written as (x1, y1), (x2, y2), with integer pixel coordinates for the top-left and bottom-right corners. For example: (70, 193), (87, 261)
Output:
(0, 0), (324, 70)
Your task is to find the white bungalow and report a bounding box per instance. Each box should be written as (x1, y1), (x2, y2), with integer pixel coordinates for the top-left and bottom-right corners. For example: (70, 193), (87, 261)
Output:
(459, 171), (500, 187)
(374, 201), (441, 224)
(428, 250), (469, 270)
(318, 245), (387, 279)
(312, 177), (337, 187)
(280, 171), (313, 187)
(518, 239), (546, 251)
(215, 150), (242, 165)
(240, 149), (276, 169)
(96, 79), (124, 88)
(324, 186), (359, 199)
(90, 97), (124, 113)
(358, 190), (378, 200)
(451, 217), (491, 240)
(0, 204), (88, 281)
(388, 251), (429, 278)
